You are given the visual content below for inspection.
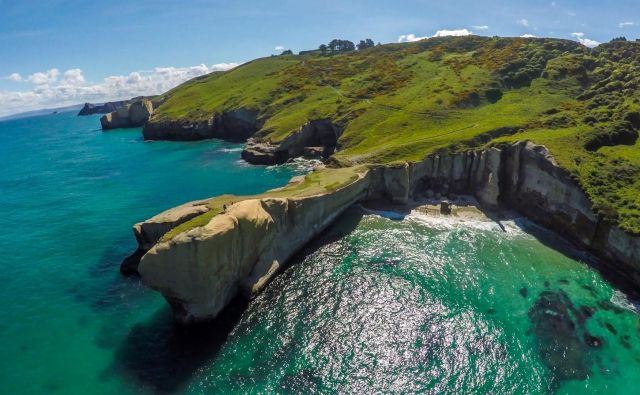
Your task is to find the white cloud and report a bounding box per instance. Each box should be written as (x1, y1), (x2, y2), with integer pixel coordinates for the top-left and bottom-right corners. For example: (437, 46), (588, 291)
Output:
(210, 63), (238, 72)
(619, 21), (635, 28)
(398, 28), (473, 43)
(397, 33), (429, 42)
(521, 34), (537, 38)
(27, 68), (59, 85)
(3, 73), (23, 82)
(517, 19), (530, 27)
(274, 45), (285, 51)
(0, 62), (239, 117)
(472, 25), (489, 30)
(61, 69), (86, 86)
(433, 28), (473, 37)
(571, 32), (600, 48)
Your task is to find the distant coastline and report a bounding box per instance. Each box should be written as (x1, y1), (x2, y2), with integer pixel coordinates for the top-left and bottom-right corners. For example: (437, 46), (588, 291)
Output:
(0, 104), (83, 122)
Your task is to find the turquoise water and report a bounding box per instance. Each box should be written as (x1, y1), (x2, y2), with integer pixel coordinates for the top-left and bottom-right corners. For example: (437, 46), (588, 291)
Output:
(1, 112), (640, 394)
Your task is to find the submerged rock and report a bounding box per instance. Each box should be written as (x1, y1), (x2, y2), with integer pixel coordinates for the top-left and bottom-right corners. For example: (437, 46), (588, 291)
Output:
(528, 290), (597, 385)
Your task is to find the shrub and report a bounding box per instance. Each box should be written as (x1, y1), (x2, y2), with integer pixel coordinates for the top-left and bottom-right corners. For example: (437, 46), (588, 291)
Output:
(485, 88), (503, 103)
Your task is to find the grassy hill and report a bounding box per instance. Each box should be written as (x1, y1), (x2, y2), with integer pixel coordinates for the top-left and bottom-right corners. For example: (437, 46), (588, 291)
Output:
(150, 36), (640, 235)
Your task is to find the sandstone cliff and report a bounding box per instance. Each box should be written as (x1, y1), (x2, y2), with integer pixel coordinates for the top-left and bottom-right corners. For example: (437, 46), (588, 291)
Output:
(100, 100), (154, 130)
(138, 170), (370, 323)
(124, 141), (640, 323)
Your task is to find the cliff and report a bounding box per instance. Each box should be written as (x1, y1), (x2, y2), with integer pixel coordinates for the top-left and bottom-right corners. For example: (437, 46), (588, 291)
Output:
(78, 100), (129, 116)
(101, 100), (154, 130)
(125, 141), (640, 323)
(142, 108), (260, 142)
(139, 170), (370, 323)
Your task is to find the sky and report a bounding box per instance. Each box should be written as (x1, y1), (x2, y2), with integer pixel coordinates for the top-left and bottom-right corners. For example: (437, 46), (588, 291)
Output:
(1, 0), (639, 117)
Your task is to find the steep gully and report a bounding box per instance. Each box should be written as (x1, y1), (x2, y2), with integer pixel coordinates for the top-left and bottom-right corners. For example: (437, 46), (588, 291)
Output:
(112, 107), (640, 323)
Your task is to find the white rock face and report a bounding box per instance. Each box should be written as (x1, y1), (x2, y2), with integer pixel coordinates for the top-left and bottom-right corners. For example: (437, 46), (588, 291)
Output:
(138, 171), (371, 323)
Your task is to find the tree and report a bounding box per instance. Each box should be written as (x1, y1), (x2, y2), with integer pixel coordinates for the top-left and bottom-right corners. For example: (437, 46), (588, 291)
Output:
(319, 44), (328, 54)
(611, 36), (627, 42)
(280, 49), (293, 55)
(357, 38), (375, 50)
(327, 39), (355, 52)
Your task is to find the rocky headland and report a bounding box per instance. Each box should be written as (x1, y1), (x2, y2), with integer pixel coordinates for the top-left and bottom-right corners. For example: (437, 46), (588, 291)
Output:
(121, 141), (640, 324)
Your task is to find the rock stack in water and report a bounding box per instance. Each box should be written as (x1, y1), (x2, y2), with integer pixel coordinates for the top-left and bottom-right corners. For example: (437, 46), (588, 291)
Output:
(100, 100), (154, 130)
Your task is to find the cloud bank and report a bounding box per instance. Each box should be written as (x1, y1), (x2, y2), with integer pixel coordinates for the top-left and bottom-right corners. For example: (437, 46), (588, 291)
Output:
(571, 32), (600, 48)
(0, 62), (238, 117)
(398, 28), (472, 43)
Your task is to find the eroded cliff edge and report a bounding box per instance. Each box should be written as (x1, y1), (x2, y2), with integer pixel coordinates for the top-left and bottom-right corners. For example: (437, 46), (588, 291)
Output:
(124, 141), (640, 324)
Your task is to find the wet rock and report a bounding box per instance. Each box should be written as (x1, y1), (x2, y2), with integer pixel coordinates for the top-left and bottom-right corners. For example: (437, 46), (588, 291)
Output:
(519, 287), (528, 298)
(603, 321), (617, 335)
(584, 333), (603, 348)
(579, 305), (595, 319)
(440, 201), (452, 215)
(620, 335), (632, 349)
(120, 248), (146, 275)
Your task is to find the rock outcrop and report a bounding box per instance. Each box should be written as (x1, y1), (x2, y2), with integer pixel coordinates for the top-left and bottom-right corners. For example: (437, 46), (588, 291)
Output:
(241, 119), (340, 165)
(100, 100), (154, 130)
(142, 109), (261, 142)
(78, 100), (129, 116)
(142, 112), (340, 165)
(120, 199), (213, 275)
(138, 170), (370, 323)
(125, 140), (640, 323)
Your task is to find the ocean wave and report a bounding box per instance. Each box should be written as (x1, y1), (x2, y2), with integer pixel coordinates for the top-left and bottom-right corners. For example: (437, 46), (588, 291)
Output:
(267, 157), (322, 173)
(407, 211), (531, 237)
(216, 147), (243, 153)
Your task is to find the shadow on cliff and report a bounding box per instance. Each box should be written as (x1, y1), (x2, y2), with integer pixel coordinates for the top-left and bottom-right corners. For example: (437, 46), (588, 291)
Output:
(110, 297), (248, 393)
(287, 206), (366, 267)
(514, 217), (640, 301)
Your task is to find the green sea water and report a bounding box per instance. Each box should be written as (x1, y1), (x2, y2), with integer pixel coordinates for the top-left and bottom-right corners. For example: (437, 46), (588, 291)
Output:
(1, 111), (639, 394)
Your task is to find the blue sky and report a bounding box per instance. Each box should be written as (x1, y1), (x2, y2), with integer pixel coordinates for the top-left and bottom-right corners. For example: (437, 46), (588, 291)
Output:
(1, 0), (639, 116)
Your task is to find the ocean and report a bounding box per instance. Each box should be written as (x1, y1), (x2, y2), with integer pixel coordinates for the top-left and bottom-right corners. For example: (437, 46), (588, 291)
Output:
(0, 111), (638, 394)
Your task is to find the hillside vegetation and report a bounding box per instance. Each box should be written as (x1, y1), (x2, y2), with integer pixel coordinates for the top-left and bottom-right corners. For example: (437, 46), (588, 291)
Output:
(151, 36), (640, 235)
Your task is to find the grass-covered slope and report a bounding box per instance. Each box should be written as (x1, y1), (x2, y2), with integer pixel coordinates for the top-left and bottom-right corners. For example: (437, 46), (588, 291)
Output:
(151, 36), (640, 234)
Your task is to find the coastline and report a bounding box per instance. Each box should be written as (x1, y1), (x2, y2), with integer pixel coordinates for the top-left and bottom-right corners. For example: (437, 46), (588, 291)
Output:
(123, 140), (640, 323)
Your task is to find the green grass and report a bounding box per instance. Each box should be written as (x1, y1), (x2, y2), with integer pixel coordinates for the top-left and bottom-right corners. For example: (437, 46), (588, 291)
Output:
(152, 36), (640, 235)
(159, 166), (365, 242)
